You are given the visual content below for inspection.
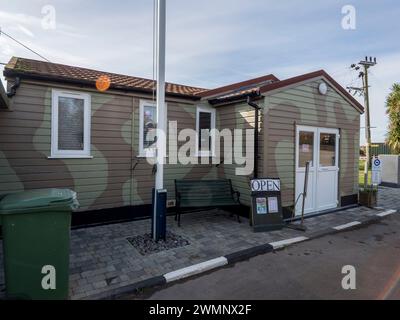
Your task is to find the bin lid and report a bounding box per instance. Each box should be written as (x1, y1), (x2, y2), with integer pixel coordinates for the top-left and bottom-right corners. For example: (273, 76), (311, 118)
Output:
(0, 188), (77, 212)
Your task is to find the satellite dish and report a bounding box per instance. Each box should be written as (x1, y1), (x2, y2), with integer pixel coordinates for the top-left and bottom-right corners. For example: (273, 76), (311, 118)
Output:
(318, 82), (328, 95)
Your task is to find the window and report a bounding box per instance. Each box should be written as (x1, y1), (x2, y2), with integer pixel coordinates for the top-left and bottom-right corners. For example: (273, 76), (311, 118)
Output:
(319, 133), (336, 167)
(196, 106), (216, 156)
(51, 89), (91, 158)
(139, 100), (167, 157)
(298, 131), (314, 167)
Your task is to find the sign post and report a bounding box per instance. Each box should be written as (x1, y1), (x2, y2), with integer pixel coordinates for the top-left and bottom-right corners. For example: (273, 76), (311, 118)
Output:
(250, 178), (284, 232)
(371, 156), (381, 185)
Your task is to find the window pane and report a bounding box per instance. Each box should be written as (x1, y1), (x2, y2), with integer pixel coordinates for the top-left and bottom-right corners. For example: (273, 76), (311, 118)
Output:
(298, 131), (314, 167)
(143, 105), (157, 149)
(199, 112), (211, 151)
(319, 133), (336, 166)
(58, 97), (84, 150)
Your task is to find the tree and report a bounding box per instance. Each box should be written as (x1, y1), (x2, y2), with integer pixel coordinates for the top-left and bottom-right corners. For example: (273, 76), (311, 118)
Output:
(386, 83), (400, 153)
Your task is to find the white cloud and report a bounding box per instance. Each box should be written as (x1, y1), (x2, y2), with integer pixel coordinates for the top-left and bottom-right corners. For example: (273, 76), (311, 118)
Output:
(0, 1), (398, 144)
(0, 11), (40, 27)
(17, 24), (35, 37)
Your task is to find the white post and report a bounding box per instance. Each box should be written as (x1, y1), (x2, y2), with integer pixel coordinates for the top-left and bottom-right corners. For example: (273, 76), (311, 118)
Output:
(156, 0), (166, 190)
(153, 0), (167, 241)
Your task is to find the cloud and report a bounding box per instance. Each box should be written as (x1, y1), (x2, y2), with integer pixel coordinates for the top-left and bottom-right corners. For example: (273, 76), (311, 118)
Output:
(17, 24), (35, 37)
(0, 9), (86, 39)
(0, 11), (40, 27)
(0, 0), (399, 143)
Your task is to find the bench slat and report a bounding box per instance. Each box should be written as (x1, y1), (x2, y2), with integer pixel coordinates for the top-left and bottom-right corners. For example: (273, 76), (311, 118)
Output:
(175, 179), (239, 208)
(174, 179), (241, 226)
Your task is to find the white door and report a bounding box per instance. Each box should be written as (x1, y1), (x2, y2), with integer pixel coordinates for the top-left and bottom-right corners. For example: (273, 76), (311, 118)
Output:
(295, 126), (339, 215)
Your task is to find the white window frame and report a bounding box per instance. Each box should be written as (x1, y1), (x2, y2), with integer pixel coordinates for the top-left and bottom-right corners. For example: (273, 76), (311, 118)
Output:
(50, 89), (91, 158)
(196, 106), (216, 157)
(139, 100), (168, 158)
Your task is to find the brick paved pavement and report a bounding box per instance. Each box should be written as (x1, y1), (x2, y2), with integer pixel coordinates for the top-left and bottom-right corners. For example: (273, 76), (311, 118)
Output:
(0, 186), (398, 299)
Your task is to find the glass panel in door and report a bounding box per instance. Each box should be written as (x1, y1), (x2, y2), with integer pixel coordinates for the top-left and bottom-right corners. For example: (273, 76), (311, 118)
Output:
(298, 131), (314, 168)
(316, 130), (339, 211)
(319, 133), (336, 167)
(296, 128), (317, 215)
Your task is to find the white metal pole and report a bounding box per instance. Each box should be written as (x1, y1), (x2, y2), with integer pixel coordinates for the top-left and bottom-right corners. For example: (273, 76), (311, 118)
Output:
(155, 0), (166, 190)
(153, 0), (166, 240)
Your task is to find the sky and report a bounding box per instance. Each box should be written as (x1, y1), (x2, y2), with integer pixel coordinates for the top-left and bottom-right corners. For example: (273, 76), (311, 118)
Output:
(1, 0), (399, 144)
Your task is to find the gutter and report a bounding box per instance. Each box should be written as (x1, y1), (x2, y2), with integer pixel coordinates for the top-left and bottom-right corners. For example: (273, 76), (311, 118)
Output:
(208, 90), (260, 106)
(6, 77), (20, 98)
(247, 96), (261, 179)
(3, 70), (201, 101)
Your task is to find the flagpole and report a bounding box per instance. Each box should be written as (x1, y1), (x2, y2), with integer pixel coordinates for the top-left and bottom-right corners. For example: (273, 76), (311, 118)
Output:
(153, 0), (167, 241)
(156, 0), (166, 188)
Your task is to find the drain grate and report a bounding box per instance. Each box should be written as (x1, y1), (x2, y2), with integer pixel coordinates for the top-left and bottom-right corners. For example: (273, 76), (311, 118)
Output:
(127, 232), (190, 256)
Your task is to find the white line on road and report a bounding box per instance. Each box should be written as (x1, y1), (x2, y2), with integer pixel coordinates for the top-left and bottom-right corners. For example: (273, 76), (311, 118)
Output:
(333, 221), (361, 231)
(377, 209), (397, 217)
(164, 257), (228, 283)
(269, 236), (309, 250)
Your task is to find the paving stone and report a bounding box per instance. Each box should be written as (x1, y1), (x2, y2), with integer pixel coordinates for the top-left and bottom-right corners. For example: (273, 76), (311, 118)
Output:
(0, 186), (398, 300)
(87, 274), (107, 284)
(70, 273), (81, 281)
(93, 281), (107, 289)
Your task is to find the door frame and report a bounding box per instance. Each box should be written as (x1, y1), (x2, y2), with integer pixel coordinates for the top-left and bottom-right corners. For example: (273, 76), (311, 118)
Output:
(295, 125), (340, 215)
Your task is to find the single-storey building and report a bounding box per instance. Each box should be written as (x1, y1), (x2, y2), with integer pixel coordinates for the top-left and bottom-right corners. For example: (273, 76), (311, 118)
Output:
(0, 57), (363, 226)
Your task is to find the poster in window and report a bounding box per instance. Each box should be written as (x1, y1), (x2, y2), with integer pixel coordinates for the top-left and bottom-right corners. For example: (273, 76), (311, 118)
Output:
(267, 197), (279, 213)
(301, 144), (310, 153)
(256, 197), (267, 215)
(143, 106), (157, 149)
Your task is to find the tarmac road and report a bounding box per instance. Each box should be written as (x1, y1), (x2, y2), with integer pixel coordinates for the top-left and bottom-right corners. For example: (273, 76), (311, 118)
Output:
(142, 214), (400, 300)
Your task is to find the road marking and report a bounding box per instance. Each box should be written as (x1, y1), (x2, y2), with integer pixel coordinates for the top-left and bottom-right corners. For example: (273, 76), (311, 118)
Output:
(269, 236), (309, 250)
(164, 257), (228, 283)
(333, 221), (361, 230)
(377, 209), (397, 217)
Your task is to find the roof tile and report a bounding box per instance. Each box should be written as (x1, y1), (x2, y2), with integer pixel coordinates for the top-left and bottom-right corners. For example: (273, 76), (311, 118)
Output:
(4, 57), (208, 97)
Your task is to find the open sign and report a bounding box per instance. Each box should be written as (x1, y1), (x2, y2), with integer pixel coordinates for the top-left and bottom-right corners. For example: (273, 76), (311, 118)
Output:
(250, 179), (280, 192)
(250, 178), (284, 232)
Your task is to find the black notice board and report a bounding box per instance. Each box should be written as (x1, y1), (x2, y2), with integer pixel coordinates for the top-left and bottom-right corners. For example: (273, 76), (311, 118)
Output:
(250, 178), (284, 232)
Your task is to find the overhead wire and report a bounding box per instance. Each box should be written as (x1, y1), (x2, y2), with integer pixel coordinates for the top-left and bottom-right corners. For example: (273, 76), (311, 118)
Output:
(0, 27), (51, 62)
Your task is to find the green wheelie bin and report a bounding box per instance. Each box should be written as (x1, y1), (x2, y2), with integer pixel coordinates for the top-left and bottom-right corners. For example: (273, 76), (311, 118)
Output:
(0, 188), (78, 300)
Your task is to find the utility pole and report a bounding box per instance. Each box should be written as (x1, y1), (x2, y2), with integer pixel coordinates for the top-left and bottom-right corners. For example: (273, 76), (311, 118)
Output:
(348, 57), (377, 189)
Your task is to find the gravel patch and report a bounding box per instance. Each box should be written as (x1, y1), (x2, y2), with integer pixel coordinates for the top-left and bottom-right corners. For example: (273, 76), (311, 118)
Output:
(127, 232), (190, 256)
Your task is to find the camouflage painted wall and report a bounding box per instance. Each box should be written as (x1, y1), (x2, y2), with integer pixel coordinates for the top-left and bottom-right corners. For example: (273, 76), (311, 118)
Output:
(0, 77), (360, 214)
(215, 101), (263, 206)
(0, 80), (217, 212)
(263, 79), (360, 207)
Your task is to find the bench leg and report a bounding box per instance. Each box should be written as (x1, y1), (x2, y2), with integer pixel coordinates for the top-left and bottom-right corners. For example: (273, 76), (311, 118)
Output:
(175, 208), (181, 227)
(229, 208), (241, 223)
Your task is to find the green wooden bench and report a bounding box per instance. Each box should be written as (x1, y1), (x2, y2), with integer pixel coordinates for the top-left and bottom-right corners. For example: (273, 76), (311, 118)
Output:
(174, 179), (241, 226)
